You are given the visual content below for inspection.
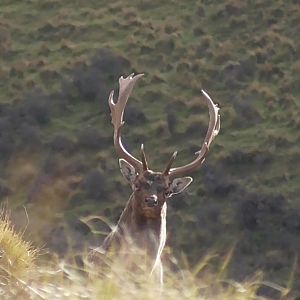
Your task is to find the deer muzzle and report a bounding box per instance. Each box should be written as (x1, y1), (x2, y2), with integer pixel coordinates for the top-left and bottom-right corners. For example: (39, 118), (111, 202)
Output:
(144, 195), (158, 207)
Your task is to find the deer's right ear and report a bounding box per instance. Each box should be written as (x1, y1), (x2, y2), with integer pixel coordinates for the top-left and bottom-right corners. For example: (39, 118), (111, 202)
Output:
(119, 159), (137, 184)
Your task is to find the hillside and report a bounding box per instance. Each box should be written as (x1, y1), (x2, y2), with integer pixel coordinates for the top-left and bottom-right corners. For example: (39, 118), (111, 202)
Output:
(0, 0), (299, 295)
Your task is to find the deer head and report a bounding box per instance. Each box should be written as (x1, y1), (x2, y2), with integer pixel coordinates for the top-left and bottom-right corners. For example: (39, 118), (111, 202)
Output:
(108, 74), (220, 219)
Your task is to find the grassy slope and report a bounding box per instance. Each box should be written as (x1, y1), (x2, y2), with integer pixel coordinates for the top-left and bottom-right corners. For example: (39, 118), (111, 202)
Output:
(0, 0), (300, 294)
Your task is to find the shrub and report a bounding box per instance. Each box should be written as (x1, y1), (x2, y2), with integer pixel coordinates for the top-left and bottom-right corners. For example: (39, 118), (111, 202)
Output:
(66, 49), (130, 111)
(222, 58), (256, 81)
(49, 134), (75, 153)
(16, 123), (41, 149)
(82, 169), (107, 199)
(223, 149), (272, 167)
(193, 26), (205, 37)
(24, 89), (51, 125)
(185, 120), (207, 137)
(0, 127), (14, 160)
(143, 90), (162, 103)
(166, 111), (177, 136)
(124, 105), (146, 126)
(236, 192), (285, 231)
(202, 164), (238, 196)
(77, 127), (110, 150)
(155, 37), (175, 54)
(232, 96), (262, 127)
(8, 89), (51, 127)
(72, 64), (108, 103)
(194, 35), (212, 58)
(282, 212), (300, 234)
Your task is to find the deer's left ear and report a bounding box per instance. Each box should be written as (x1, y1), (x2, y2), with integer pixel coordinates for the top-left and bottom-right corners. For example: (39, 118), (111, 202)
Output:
(169, 177), (193, 195)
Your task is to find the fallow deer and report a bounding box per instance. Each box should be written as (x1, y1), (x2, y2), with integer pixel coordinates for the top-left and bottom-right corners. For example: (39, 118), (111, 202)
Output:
(89, 74), (220, 284)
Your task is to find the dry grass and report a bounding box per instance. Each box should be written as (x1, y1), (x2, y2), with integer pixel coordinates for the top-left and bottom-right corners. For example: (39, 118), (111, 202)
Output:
(0, 208), (37, 298)
(4, 251), (287, 300)
(0, 210), (290, 300)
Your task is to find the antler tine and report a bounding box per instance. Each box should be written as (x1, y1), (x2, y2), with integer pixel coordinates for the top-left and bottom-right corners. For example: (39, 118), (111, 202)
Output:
(108, 73), (145, 173)
(168, 89), (220, 178)
(140, 144), (149, 171)
(163, 151), (178, 175)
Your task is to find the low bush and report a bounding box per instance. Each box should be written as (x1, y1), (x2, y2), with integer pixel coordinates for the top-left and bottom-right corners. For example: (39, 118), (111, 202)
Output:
(61, 49), (130, 110)
(82, 169), (108, 200)
(77, 127), (109, 150)
(49, 134), (75, 153)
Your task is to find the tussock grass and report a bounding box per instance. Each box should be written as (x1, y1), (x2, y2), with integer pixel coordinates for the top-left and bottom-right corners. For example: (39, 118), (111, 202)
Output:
(0, 210), (293, 299)
(0, 209), (37, 278)
(4, 249), (288, 300)
(0, 208), (37, 298)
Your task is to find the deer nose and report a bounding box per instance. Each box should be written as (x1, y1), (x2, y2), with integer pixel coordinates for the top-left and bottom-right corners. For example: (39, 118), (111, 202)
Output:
(145, 195), (158, 207)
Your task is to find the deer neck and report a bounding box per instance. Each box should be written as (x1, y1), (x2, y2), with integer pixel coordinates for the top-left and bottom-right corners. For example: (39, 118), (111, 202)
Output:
(117, 193), (167, 258)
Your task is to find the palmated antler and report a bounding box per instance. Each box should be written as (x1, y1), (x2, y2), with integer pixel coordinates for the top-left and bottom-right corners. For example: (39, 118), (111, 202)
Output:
(166, 89), (220, 178)
(108, 73), (146, 173)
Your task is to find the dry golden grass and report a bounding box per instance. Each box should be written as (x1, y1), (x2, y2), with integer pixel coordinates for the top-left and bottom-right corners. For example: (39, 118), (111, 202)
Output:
(0, 208), (37, 298)
(0, 210), (293, 299)
(14, 251), (285, 300)
(0, 209), (37, 277)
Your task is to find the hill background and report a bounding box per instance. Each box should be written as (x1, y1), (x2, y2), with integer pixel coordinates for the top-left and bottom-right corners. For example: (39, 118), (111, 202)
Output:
(0, 0), (299, 293)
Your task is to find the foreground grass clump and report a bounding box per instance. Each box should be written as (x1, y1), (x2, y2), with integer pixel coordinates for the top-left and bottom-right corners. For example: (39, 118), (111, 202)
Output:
(16, 251), (287, 300)
(0, 211), (289, 299)
(3, 248), (288, 300)
(0, 210), (37, 278)
(0, 209), (37, 297)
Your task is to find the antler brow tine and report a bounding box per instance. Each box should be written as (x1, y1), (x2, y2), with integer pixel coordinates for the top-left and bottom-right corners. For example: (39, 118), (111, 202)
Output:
(140, 143), (149, 171)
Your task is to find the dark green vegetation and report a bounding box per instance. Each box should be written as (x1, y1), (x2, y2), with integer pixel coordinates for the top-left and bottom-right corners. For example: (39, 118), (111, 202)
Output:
(0, 0), (299, 296)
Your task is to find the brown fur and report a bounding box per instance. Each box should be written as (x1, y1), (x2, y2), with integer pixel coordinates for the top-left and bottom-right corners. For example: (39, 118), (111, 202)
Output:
(89, 171), (169, 283)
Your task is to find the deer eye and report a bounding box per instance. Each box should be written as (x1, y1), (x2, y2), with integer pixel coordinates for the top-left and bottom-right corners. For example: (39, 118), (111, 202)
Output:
(157, 186), (164, 193)
(164, 191), (171, 197)
(134, 183), (140, 190)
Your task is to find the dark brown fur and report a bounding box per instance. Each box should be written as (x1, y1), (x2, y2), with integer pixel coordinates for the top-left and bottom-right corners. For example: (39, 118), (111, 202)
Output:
(89, 171), (169, 282)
